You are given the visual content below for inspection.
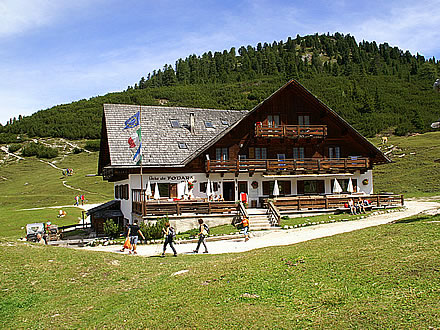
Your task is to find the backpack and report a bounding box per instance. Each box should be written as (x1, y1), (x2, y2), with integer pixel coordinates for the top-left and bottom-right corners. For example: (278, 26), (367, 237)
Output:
(202, 223), (210, 236)
(168, 226), (176, 239)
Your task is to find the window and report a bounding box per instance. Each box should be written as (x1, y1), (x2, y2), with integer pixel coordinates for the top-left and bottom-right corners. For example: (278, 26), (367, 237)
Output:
(205, 121), (214, 128)
(221, 120), (229, 126)
(115, 184), (129, 200)
(200, 182), (219, 193)
(178, 142), (188, 149)
(215, 147), (228, 160)
(170, 119), (180, 128)
(262, 181), (291, 196)
(298, 115), (310, 126)
(293, 147), (305, 159)
(239, 154), (247, 160)
(255, 147), (267, 159)
(267, 114), (280, 128)
(329, 146), (341, 159)
(331, 179), (358, 193)
(297, 180), (325, 195)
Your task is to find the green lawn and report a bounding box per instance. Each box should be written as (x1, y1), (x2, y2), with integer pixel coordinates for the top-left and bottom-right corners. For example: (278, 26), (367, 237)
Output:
(372, 131), (440, 197)
(0, 143), (113, 238)
(1, 214), (439, 328)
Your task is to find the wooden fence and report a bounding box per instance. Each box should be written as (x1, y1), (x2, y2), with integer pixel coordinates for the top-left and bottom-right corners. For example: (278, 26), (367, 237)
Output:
(266, 194), (404, 211)
(132, 198), (238, 216)
(206, 157), (369, 173)
(255, 125), (327, 138)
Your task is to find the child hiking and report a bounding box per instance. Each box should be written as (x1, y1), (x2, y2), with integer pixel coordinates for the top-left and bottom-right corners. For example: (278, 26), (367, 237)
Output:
(236, 216), (250, 241)
(162, 222), (177, 257)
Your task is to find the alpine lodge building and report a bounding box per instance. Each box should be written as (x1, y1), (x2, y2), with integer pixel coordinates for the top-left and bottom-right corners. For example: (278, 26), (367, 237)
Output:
(97, 79), (400, 229)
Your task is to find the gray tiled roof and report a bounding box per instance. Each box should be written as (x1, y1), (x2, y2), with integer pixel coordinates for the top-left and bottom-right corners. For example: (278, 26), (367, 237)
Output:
(104, 104), (247, 167)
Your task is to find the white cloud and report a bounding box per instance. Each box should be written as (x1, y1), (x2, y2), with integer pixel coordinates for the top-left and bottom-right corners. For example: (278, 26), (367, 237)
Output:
(0, 0), (95, 38)
(343, 1), (440, 57)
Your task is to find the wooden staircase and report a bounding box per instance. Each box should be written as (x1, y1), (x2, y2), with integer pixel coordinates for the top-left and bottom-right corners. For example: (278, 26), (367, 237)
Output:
(247, 209), (280, 230)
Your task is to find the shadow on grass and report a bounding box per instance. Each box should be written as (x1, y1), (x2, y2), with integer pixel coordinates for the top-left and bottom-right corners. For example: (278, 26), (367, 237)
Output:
(393, 215), (434, 224)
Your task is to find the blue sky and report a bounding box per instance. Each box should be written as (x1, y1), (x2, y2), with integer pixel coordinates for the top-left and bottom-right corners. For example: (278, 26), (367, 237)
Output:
(1, 0), (439, 125)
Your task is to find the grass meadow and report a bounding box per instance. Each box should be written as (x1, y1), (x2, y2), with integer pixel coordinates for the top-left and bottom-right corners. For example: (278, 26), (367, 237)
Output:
(1, 214), (439, 328)
(0, 135), (439, 328)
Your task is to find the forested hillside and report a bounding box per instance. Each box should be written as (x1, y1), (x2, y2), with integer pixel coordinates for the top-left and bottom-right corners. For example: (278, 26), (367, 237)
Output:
(1, 33), (439, 142)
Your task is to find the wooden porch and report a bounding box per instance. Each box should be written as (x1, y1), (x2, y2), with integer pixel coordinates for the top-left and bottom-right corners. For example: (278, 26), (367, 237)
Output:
(131, 191), (403, 218)
(255, 124), (327, 139)
(206, 157), (370, 174)
(266, 194), (404, 211)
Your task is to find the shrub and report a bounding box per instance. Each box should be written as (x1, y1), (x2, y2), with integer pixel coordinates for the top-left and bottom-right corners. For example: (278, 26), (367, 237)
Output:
(8, 143), (21, 153)
(103, 219), (120, 238)
(72, 147), (83, 154)
(140, 217), (167, 241)
(84, 140), (100, 152)
(0, 133), (20, 144)
(21, 142), (58, 159)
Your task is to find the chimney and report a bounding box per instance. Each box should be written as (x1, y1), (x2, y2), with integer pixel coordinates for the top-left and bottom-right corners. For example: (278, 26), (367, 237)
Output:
(190, 112), (195, 134)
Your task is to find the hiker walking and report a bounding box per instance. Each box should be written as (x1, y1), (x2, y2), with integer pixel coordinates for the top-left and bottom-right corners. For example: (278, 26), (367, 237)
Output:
(193, 218), (209, 254)
(162, 222), (177, 257)
(127, 220), (145, 255)
(74, 195), (79, 206)
(236, 216), (250, 241)
(80, 194), (85, 205)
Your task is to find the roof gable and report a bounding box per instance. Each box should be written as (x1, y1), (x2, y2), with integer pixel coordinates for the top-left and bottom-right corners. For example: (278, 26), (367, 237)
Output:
(201, 79), (389, 164)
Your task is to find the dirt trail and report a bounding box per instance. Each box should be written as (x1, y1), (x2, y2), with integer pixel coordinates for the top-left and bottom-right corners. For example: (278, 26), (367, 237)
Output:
(82, 200), (440, 256)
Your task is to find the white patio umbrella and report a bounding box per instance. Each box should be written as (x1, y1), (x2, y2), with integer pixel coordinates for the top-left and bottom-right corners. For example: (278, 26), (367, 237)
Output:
(333, 179), (343, 194)
(154, 182), (160, 200)
(183, 180), (189, 197)
(145, 181), (152, 199)
(206, 179), (212, 199)
(273, 179), (280, 196)
(347, 178), (354, 194)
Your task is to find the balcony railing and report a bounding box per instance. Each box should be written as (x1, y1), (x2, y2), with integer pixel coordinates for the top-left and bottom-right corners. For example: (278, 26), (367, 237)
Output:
(255, 125), (327, 138)
(206, 157), (370, 173)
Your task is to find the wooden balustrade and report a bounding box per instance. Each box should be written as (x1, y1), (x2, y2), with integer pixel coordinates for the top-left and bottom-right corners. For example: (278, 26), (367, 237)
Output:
(263, 194), (404, 211)
(206, 157), (370, 173)
(131, 196), (238, 216)
(255, 125), (327, 138)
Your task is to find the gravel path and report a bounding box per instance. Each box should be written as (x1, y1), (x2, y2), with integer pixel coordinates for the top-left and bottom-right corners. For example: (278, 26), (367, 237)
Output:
(81, 200), (440, 256)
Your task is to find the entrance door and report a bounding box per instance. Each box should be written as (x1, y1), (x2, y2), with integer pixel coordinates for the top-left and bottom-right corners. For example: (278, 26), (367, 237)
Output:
(238, 181), (248, 195)
(169, 183), (178, 198)
(223, 182), (235, 201)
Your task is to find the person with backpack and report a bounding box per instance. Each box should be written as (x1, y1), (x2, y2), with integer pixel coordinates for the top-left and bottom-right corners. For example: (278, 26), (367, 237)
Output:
(162, 222), (177, 257)
(193, 218), (209, 254)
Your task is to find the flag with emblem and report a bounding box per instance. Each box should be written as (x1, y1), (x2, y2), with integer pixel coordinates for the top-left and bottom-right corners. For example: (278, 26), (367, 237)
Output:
(124, 112), (142, 165)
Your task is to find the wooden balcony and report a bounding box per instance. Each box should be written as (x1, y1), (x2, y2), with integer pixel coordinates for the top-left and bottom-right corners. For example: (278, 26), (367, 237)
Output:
(131, 197), (238, 216)
(206, 157), (370, 173)
(255, 125), (327, 138)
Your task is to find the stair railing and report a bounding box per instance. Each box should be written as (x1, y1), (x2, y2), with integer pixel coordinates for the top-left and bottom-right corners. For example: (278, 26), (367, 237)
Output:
(237, 201), (249, 221)
(267, 201), (281, 226)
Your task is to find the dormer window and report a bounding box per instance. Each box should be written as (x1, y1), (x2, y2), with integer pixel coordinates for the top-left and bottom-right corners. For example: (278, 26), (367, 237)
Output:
(221, 120), (229, 126)
(170, 119), (180, 128)
(178, 142), (188, 149)
(205, 121), (214, 128)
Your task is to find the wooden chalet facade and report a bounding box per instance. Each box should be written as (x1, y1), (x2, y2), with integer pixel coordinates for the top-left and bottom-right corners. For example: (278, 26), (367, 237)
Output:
(98, 79), (389, 222)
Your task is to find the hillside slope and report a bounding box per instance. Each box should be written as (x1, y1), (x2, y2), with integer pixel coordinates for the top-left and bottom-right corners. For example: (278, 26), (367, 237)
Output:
(1, 33), (440, 140)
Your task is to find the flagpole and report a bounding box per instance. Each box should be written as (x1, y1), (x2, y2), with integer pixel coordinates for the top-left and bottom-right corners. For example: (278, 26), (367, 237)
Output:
(139, 105), (144, 219)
